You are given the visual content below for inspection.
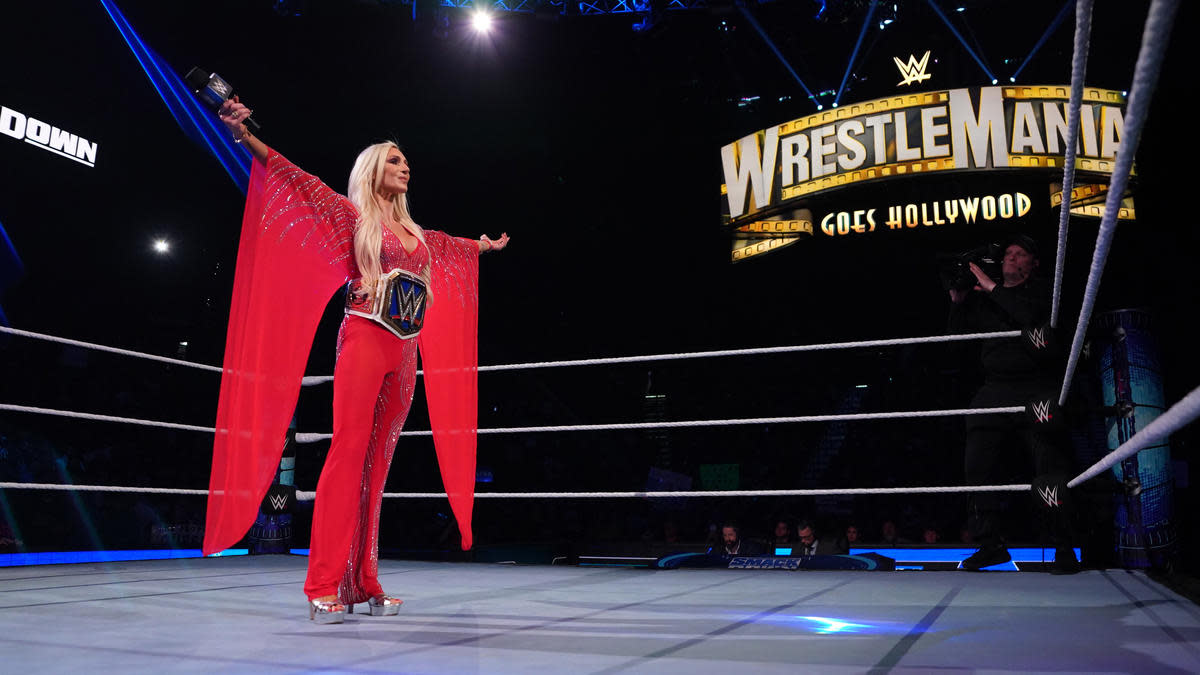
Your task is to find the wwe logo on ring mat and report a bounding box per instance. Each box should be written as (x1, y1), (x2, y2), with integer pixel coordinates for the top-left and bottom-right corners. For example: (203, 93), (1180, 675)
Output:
(268, 493), (289, 511)
(1038, 484), (1060, 507)
(1031, 399), (1053, 423)
(894, 51), (932, 86)
(1028, 327), (1048, 349)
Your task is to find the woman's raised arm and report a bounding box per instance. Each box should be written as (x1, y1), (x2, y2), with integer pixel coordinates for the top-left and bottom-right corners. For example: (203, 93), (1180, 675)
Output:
(218, 95), (269, 164)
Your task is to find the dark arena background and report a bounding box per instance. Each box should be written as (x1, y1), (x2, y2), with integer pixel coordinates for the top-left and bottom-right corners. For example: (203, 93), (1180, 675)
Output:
(2, 1), (1199, 671)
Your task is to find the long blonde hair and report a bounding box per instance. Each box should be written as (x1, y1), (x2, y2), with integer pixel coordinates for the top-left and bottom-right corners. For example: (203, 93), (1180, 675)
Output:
(347, 141), (426, 294)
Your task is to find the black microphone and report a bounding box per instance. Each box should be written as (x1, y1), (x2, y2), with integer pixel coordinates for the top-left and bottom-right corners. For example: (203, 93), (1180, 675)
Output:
(185, 67), (261, 133)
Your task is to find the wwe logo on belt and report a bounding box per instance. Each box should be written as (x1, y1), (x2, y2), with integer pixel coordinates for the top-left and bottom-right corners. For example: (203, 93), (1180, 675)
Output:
(390, 280), (426, 325)
(1031, 399), (1053, 423)
(1038, 484), (1060, 507)
(894, 51), (932, 86)
(268, 493), (290, 511)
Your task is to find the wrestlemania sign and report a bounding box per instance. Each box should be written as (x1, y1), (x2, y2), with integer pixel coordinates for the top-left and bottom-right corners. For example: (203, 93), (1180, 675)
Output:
(721, 85), (1131, 261)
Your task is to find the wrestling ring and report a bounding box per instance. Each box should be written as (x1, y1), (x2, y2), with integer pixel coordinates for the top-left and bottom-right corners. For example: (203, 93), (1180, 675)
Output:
(3, 0), (1199, 671)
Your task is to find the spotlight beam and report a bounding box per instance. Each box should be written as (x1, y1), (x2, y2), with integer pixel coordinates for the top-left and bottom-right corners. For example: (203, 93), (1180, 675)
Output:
(737, 5), (820, 109)
(1011, 0), (1073, 82)
(834, 0), (880, 107)
(925, 0), (998, 84)
(98, 0), (251, 192)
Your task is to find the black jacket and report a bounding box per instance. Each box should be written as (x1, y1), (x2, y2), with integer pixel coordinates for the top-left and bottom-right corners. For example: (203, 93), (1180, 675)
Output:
(948, 277), (1049, 383)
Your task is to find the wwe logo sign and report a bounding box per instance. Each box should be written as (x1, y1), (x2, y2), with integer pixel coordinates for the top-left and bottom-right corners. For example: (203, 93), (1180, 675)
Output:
(894, 51), (932, 87)
(1031, 399), (1053, 423)
(1038, 484), (1060, 507)
(1028, 327), (1048, 349)
(268, 493), (290, 511)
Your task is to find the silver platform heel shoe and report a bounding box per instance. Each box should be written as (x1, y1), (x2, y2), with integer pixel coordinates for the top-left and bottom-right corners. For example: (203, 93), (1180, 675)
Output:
(308, 596), (347, 624)
(354, 594), (402, 616)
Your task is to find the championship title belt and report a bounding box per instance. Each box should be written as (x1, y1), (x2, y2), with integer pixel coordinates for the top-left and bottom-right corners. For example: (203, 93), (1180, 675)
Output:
(344, 267), (430, 340)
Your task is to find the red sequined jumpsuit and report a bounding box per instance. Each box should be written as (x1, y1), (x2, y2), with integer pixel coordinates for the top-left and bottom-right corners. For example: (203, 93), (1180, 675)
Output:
(202, 150), (480, 607)
(304, 230), (427, 601)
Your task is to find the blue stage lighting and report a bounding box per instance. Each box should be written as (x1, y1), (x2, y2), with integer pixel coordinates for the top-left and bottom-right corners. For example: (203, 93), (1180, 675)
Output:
(99, 0), (251, 192)
(737, 5), (820, 111)
(834, 0), (878, 107)
(0, 549), (249, 567)
(0, 219), (22, 327)
(925, 0), (998, 84)
(1010, 1), (1074, 84)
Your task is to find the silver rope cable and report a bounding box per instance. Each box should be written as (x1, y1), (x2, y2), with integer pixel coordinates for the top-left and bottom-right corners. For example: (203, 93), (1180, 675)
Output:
(1058, 0), (1180, 407)
(301, 331), (1023, 385)
(1, 324), (1019, 385)
(0, 482), (208, 495)
(0, 481), (1029, 499)
(294, 484), (1035, 501)
(0, 326), (223, 373)
(292, 406), (1026, 443)
(0, 404), (216, 433)
(1069, 384), (1200, 488)
(1050, 0), (1094, 329)
(0, 402), (1024, 442)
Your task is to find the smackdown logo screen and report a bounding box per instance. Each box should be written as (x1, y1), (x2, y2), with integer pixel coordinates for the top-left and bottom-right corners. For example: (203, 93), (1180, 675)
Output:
(1, 105), (99, 168)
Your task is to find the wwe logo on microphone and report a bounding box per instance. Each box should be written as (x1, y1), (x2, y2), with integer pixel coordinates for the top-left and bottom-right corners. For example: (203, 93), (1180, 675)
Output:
(268, 493), (290, 511)
(1038, 484), (1060, 507)
(1031, 399), (1053, 423)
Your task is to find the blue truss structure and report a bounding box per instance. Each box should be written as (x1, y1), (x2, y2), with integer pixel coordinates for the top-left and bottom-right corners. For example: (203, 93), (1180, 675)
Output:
(438, 1), (718, 15)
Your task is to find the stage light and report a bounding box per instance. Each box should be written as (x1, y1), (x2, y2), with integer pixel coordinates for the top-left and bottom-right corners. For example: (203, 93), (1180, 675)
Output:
(472, 11), (493, 33)
(1010, 76), (1016, 82)
(991, 78), (998, 84)
(153, 239), (170, 254)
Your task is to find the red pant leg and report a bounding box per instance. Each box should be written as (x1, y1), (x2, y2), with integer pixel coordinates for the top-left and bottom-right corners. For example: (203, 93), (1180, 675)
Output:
(304, 318), (404, 600)
(340, 361), (418, 601)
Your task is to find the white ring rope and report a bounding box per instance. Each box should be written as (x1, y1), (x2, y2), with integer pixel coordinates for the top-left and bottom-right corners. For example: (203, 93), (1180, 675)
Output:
(1069, 384), (1200, 488)
(303, 331), (1024, 383)
(0, 326), (223, 373)
(0, 482), (208, 496)
(1050, 0), (1094, 330)
(0, 324), (1019, 384)
(0, 482), (1031, 498)
(294, 485), (1034, 501)
(0, 402), (1024, 442)
(292, 406), (1027, 443)
(1058, 0), (1180, 407)
(0, 404), (216, 434)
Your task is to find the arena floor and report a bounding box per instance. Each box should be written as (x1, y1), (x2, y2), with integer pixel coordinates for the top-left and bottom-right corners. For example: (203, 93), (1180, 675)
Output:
(3, 555), (1199, 673)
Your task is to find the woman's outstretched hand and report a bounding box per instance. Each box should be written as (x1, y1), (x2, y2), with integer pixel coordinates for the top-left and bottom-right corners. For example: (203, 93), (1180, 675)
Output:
(216, 94), (268, 162)
(218, 95), (253, 139)
(480, 233), (509, 252)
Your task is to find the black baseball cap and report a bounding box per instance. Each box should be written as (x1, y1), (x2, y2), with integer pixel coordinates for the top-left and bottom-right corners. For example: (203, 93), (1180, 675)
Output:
(1005, 233), (1040, 258)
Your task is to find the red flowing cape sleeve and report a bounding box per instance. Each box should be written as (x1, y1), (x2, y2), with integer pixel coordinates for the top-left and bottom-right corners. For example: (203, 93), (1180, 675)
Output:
(203, 150), (482, 556)
(203, 150), (357, 556)
(418, 232), (480, 551)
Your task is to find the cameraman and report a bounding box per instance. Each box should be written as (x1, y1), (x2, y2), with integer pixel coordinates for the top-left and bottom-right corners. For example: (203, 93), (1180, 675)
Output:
(948, 234), (1079, 574)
